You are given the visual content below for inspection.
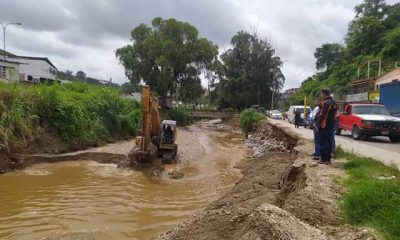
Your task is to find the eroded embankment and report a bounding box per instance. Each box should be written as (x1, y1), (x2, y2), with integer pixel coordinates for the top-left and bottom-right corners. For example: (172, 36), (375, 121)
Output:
(0, 139), (133, 174)
(0, 134), (132, 174)
(159, 120), (374, 240)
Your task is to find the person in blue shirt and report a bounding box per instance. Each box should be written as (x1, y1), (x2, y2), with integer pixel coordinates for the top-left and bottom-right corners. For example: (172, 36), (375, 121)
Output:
(316, 89), (337, 164)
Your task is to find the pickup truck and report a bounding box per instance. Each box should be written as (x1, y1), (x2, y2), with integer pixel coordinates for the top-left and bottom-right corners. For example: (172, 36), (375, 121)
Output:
(336, 103), (400, 143)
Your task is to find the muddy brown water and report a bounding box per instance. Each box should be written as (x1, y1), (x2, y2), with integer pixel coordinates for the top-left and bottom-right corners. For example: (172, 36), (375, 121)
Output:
(0, 122), (246, 240)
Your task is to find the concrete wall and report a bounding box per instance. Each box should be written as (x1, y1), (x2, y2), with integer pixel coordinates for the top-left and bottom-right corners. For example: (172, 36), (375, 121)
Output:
(345, 92), (369, 102)
(0, 61), (20, 82)
(8, 57), (57, 81)
(375, 68), (400, 89)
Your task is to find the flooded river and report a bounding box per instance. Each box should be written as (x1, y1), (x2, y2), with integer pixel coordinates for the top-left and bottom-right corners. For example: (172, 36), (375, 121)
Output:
(0, 122), (246, 240)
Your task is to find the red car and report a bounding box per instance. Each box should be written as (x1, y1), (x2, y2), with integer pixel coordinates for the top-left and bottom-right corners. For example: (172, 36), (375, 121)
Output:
(336, 103), (400, 143)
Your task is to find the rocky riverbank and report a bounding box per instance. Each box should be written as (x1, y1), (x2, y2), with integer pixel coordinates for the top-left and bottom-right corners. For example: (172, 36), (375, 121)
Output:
(158, 119), (379, 240)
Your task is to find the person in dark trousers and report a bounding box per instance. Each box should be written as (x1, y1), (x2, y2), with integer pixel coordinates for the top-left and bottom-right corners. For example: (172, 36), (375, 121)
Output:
(316, 89), (337, 164)
(294, 110), (302, 128)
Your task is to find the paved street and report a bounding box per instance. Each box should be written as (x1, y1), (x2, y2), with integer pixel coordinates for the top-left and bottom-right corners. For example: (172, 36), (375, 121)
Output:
(268, 118), (400, 170)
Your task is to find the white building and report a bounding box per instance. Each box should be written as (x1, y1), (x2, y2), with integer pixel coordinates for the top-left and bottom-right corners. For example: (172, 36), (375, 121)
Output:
(0, 59), (20, 82)
(7, 56), (57, 83)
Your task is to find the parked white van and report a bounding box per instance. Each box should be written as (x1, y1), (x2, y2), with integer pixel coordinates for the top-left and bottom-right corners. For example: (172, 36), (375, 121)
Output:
(287, 105), (312, 125)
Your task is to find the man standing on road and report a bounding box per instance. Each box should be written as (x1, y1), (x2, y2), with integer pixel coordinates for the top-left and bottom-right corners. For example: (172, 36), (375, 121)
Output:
(316, 89), (337, 164)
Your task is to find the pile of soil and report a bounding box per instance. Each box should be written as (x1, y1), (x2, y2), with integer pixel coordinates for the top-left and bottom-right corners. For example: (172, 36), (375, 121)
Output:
(158, 120), (378, 240)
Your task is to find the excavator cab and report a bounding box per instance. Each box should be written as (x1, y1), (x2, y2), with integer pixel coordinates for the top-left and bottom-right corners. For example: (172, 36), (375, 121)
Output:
(159, 120), (178, 163)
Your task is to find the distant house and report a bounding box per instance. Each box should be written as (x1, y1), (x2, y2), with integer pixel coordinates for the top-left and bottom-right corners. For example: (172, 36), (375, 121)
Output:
(375, 68), (400, 90)
(123, 92), (142, 102)
(372, 68), (400, 105)
(0, 59), (20, 82)
(6, 55), (58, 83)
(349, 78), (376, 94)
(342, 77), (376, 102)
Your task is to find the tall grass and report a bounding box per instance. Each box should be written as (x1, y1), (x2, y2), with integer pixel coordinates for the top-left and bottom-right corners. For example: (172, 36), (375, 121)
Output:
(336, 148), (400, 240)
(0, 82), (141, 152)
(239, 109), (265, 133)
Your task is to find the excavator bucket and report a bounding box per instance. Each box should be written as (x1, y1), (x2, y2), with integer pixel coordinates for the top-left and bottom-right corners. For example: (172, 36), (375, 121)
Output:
(133, 151), (156, 164)
(128, 142), (158, 166)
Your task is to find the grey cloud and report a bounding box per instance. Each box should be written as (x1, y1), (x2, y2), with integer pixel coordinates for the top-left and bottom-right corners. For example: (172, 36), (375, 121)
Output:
(0, 0), (370, 86)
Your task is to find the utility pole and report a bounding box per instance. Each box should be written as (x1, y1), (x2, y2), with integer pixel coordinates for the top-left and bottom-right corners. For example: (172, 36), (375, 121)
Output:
(271, 89), (274, 110)
(1, 22), (22, 60)
(378, 60), (382, 77)
(367, 60), (370, 78)
(257, 81), (260, 107)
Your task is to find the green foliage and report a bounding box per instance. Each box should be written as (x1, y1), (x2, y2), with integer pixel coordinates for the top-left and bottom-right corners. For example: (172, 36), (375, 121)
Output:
(116, 17), (218, 107)
(314, 43), (344, 70)
(164, 107), (192, 126)
(0, 82), (140, 152)
(213, 31), (284, 110)
(292, 0), (400, 106)
(336, 148), (400, 239)
(239, 109), (265, 133)
(0, 84), (40, 151)
(379, 25), (400, 59)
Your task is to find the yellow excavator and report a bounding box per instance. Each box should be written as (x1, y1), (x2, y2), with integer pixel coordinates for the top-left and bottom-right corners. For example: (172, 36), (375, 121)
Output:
(129, 86), (178, 165)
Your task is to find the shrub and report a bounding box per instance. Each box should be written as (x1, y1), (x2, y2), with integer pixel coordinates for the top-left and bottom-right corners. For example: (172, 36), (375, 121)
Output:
(0, 82), (141, 152)
(239, 109), (265, 133)
(164, 107), (192, 126)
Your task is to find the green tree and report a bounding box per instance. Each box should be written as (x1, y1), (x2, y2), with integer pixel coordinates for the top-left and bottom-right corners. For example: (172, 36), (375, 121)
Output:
(379, 25), (400, 60)
(116, 17), (218, 108)
(346, 0), (388, 57)
(314, 43), (344, 70)
(178, 66), (204, 108)
(214, 31), (284, 110)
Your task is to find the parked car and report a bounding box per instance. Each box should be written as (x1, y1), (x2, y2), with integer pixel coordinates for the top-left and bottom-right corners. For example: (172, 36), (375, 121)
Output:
(287, 105), (312, 126)
(269, 110), (283, 119)
(336, 103), (400, 142)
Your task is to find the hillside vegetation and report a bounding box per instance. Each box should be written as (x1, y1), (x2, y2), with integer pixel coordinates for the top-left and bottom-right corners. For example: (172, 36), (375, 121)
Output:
(289, 0), (400, 105)
(0, 82), (141, 155)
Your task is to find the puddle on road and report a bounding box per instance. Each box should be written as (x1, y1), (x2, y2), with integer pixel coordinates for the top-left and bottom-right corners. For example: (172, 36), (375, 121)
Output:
(0, 123), (246, 240)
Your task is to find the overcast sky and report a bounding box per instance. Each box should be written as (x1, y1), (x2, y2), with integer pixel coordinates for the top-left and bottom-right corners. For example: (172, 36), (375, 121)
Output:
(0, 0), (397, 89)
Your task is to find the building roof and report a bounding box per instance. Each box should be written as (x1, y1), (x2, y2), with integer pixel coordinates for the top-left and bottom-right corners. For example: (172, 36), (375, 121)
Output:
(0, 49), (16, 57)
(376, 68), (400, 83)
(8, 55), (57, 69)
(351, 77), (375, 85)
